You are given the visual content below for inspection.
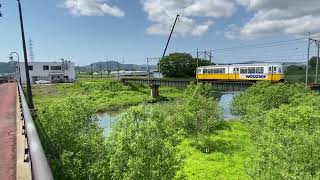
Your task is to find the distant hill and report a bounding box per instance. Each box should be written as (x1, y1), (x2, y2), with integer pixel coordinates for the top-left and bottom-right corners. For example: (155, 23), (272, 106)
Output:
(80, 61), (157, 72)
(0, 61), (17, 74)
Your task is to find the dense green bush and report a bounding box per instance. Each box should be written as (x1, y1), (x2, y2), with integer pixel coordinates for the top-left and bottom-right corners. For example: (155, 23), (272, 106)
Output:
(247, 105), (320, 179)
(232, 82), (309, 116)
(37, 98), (109, 179)
(106, 84), (222, 179)
(170, 84), (222, 136)
(232, 82), (320, 179)
(107, 106), (181, 180)
(36, 83), (223, 179)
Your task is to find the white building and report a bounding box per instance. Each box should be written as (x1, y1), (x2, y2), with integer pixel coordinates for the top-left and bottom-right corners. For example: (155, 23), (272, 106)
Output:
(19, 61), (76, 84)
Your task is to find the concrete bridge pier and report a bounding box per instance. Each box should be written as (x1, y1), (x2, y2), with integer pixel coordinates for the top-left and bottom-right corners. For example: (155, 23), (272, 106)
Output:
(150, 85), (160, 98)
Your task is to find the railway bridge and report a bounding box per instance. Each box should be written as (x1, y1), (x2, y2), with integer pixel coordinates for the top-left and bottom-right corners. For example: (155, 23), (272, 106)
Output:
(120, 78), (253, 98)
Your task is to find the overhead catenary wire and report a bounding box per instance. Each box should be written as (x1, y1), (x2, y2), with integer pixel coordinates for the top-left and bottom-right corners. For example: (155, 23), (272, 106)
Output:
(205, 35), (320, 52)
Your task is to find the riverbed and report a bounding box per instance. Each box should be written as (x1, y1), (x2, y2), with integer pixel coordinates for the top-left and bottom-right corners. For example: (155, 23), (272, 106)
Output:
(97, 92), (240, 135)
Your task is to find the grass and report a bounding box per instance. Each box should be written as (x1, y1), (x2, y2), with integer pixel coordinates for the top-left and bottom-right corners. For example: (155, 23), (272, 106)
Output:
(285, 69), (320, 83)
(177, 121), (252, 180)
(32, 77), (185, 112)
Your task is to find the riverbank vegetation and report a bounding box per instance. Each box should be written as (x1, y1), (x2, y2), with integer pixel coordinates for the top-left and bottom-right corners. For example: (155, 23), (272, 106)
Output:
(32, 78), (184, 112)
(33, 79), (252, 179)
(232, 82), (320, 179)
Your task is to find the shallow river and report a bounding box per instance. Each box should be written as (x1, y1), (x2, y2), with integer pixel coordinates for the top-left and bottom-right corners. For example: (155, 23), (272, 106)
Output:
(218, 92), (241, 120)
(97, 92), (240, 135)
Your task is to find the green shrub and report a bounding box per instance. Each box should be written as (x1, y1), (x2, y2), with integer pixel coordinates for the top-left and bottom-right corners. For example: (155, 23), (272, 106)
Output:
(107, 106), (181, 180)
(232, 82), (309, 116)
(37, 98), (109, 180)
(106, 84), (223, 179)
(246, 105), (320, 179)
(232, 82), (320, 179)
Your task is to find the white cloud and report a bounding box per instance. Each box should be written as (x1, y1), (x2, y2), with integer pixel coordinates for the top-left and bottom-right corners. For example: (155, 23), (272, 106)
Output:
(227, 0), (320, 39)
(63, 0), (125, 17)
(142, 0), (235, 37)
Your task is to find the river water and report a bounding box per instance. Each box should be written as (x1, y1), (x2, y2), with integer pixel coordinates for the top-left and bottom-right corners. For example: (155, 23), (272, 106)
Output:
(97, 92), (240, 135)
(218, 92), (241, 120)
(97, 111), (120, 135)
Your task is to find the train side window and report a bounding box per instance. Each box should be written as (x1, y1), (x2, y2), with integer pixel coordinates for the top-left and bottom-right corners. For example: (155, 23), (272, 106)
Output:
(237, 67), (239, 72)
(269, 67), (272, 72)
(197, 69), (202, 74)
(256, 67), (264, 74)
(248, 67), (255, 73)
(273, 67), (277, 72)
(220, 68), (226, 74)
(240, 67), (248, 74)
(278, 67), (281, 74)
(208, 69), (214, 74)
(233, 68), (238, 73)
(203, 69), (208, 74)
(214, 68), (219, 74)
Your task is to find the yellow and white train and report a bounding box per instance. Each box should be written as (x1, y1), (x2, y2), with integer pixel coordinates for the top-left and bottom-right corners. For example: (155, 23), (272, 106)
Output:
(196, 63), (285, 82)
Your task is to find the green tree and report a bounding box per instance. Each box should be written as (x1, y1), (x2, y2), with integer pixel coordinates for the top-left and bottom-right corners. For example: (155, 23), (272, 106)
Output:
(160, 53), (210, 78)
(309, 56), (319, 69)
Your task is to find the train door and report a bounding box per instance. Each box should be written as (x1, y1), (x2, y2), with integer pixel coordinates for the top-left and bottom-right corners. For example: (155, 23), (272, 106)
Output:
(269, 66), (273, 81)
(269, 66), (277, 81)
(232, 66), (238, 80)
(273, 66), (278, 81)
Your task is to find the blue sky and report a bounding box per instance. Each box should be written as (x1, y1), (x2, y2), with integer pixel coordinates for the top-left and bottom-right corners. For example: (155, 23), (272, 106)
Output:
(0, 0), (319, 66)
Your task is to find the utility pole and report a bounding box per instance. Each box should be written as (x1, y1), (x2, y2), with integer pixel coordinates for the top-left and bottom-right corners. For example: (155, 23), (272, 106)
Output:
(17, 0), (34, 109)
(196, 48), (199, 83)
(147, 57), (161, 78)
(306, 38), (310, 87)
(147, 58), (150, 84)
(91, 63), (93, 79)
(306, 36), (320, 85)
(316, 41), (320, 83)
(309, 38), (320, 83)
(100, 64), (102, 78)
(106, 60), (109, 77)
(117, 61), (120, 76)
(162, 14), (179, 58)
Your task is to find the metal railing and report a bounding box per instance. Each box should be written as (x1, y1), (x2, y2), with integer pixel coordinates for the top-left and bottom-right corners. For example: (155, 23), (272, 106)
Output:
(17, 82), (54, 180)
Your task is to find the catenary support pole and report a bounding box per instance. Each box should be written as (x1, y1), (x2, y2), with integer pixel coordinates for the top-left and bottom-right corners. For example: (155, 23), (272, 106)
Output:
(91, 63), (93, 79)
(316, 45), (320, 83)
(306, 37), (310, 87)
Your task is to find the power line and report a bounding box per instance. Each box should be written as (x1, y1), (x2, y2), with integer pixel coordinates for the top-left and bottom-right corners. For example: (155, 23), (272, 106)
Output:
(215, 54), (308, 62)
(206, 35), (320, 52)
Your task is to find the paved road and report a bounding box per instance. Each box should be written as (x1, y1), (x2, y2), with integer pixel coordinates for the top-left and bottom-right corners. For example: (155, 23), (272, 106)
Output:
(0, 83), (17, 180)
